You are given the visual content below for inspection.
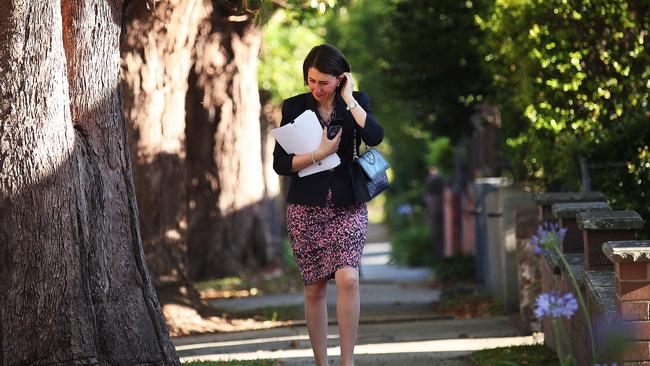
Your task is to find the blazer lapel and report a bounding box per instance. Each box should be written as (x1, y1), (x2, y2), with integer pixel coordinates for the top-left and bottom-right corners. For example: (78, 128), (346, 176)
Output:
(304, 92), (317, 113)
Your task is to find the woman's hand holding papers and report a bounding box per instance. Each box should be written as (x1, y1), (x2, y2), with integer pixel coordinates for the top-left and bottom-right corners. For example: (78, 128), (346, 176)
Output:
(314, 126), (342, 163)
(288, 127), (341, 172)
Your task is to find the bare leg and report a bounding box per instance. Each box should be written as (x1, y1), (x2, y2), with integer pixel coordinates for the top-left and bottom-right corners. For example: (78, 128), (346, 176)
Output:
(304, 278), (329, 366)
(335, 267), (360, 366)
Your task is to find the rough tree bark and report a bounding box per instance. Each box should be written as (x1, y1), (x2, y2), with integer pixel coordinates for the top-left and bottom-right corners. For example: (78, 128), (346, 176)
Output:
(186, 2), (282, 279)
(0, 1), (178, 364)
(121, 0), (206, 291)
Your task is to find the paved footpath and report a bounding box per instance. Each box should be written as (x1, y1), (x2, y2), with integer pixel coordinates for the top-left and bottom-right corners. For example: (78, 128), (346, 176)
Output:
(174, 224), (542, 365)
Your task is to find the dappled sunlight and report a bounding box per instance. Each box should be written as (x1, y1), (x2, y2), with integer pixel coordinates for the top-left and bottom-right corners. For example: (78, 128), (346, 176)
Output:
(162, 303), (291, 337)
(177, 333), (544, 362)
(176, 334), (339, 351)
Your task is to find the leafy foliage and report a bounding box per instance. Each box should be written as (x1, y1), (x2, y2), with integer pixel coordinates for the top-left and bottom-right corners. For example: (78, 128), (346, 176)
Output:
(258, 9), (328, 103)
(431, 253), (475, 283)
(227, 0), (342, 23)
(480, 1), (650, 223)
(390, 224), (433, 266)
(326, 1), (449, 217)
(386, 0), (492, 141)
(426, 136), (456, 178)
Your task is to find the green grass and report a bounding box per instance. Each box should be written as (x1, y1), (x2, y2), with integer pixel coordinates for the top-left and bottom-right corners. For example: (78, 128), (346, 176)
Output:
(217, 304), (304, 322)
(182, 360), (278, 366)
(469, 344), (559, 366)
(192, 240), (305, 323)
(195, 276), (245, 292)
(194, 249), (302, 297)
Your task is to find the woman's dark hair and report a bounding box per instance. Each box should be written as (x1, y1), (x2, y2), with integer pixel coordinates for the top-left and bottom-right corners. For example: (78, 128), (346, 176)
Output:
(302, 44), (351, 87)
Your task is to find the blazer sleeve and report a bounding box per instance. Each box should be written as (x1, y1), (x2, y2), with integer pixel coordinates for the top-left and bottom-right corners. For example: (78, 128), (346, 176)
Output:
(356, 92), (384, 146)
(272, 99), (299, 177)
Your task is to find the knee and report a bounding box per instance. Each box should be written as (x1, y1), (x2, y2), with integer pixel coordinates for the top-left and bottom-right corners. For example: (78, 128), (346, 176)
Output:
(304, 282), (327, 303)
(336, 270), (359, 292)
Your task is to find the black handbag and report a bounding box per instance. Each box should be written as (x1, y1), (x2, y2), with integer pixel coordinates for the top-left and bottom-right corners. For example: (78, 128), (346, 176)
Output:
(348, 127), (390, 204)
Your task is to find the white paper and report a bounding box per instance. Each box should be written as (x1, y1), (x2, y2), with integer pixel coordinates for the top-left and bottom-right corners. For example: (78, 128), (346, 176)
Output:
(271, 110), (341, 177)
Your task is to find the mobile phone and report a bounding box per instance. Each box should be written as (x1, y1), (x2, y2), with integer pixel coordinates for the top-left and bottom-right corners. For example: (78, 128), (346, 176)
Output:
(327, 125), (342, 139)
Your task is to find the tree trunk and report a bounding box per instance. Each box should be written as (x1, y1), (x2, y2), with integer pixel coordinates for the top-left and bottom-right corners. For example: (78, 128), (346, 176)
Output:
(186, 2), (282, 280)
(121, 0), (206, 291)
(260, 90), (286, 243)
(0, 1), (178, 364)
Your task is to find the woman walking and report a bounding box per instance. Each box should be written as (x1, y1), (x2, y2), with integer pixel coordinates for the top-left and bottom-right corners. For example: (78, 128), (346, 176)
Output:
(272, 44), (384, 366)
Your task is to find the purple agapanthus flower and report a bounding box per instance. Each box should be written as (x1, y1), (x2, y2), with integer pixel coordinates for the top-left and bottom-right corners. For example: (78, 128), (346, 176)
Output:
(396, 204), (413, 216)
(534, 292), (578, 319)
(593, 363), (618, 366)
(530, 221), (568, 253)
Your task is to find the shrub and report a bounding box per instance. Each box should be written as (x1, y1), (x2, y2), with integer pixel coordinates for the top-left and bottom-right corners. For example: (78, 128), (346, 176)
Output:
(390, 225), (433, 266)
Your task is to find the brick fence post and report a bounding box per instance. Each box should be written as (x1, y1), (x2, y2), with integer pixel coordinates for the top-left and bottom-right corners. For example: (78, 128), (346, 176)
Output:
(552, 202), (611, 253)
(534, 192), (606, 224)
(604, 240), (650, 364)
(527, 191), (605, 343)
(578, 211), (643, 271)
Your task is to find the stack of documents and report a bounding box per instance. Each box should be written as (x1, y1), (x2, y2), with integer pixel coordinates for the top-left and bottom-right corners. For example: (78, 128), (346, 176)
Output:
(271, 110), (341, 177)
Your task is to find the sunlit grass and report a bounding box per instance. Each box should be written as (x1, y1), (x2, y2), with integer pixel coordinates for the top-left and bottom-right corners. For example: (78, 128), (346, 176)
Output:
(215, 304), (304, 322)
(194, 266), (302, 299)
(194, 239), (302, 299)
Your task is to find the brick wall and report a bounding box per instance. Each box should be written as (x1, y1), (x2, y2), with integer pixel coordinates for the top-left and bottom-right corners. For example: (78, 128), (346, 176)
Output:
(515, 193), (647, 365)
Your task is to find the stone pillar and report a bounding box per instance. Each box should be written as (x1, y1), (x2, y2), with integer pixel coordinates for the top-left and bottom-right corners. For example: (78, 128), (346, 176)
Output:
(578, 211), (644, 271)
(515, 206), (542, 334)
(604, 241), (650, 364)
(552, 202), (611, 253)
(534, 192), (606, 223)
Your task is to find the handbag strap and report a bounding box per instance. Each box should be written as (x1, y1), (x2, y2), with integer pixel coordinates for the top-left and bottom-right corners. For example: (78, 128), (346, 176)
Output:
(352, 124), (369, 161)
(352, 125), (359, 160)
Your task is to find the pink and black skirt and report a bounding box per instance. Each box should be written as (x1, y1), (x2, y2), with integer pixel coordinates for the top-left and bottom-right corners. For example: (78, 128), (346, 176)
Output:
(287, 191), (368, 285)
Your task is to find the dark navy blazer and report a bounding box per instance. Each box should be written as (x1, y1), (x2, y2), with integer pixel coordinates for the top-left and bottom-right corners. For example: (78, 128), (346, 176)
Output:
(272, 91), (384, 207)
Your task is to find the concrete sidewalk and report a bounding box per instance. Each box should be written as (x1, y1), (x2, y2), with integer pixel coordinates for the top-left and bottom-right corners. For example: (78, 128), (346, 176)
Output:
(174, 316), (542, 365)
(208, 224), (439, 322)
(174, 224), (541, 364)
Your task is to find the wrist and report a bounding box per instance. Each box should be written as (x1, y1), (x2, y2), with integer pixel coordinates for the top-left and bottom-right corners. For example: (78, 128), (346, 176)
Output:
(311, 150), (322, 165)
(345, 98), (359, 111)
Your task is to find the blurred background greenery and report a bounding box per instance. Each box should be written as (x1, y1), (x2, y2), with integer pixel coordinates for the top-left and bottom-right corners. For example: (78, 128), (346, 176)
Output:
(258, 0), (650, 265)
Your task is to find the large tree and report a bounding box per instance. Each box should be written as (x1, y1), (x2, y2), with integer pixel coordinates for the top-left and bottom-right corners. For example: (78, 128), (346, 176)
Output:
(121, 0), (284, 283)
(0, 0), (178, 363)
(121, 0), (206, 291)
(186, 1), (282, 279)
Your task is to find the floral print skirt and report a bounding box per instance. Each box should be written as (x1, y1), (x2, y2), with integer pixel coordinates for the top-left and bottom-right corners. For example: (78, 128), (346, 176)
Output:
(287, 191), (368, 285)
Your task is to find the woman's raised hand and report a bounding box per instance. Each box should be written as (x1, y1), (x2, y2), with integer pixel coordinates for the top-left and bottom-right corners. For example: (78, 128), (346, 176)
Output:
(340, 72), (354, 101)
